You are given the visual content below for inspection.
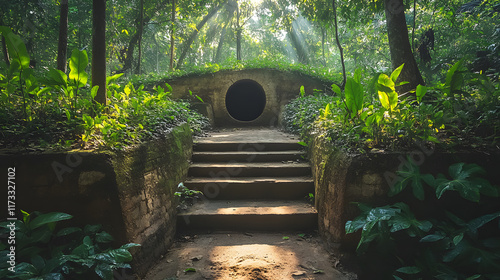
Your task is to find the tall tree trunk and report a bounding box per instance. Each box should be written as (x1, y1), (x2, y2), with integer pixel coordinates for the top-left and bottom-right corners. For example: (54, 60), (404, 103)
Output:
(384, 0), (424, 93)
(169, 0), (176, 71)
(92, 0), (107, 106)
(333, 0), (346, 88)
(236, 1), (242, 61)
(118, 33), (139, 74)
(57, 0), (69, 72)
(135, 0), (144, 75)
(176, 2), (225, 68)
(1, 36), (9, 67)
(288, 23), (310, 65)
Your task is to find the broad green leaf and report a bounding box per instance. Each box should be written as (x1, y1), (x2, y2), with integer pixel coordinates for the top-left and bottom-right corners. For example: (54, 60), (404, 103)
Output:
(345, 77), (364, 117)
(31, 254), (45, 271)
(56, 227), (82, 237)
(390, 64), (405, 83)
(84, 224), (102, 234)
(297, 141), (307, 147)
(345, 217), (367, 234)
(106, 248), (133, 263)
(21, 209), (31, 224)
(467, 211), (500, 234)
(331, 83), (341, 95)
(95, 231), (114, 243)
(165, 83), (173, 93)
(106, 73), (123, 86)
(47, 68), (68, 88)
(416, 84), (427, 104)
(91, 85), (99, 99)
(119, 243), (141, 250)
(445, 60), (464, 95)
(453, 233), (464, 245)
(30, 212), (73, 230)
(420, 232), (446, 242)
(13, 262), (38, 278)
(0, 26), (30, 69)
(69, 49), (88, 86)
(396, 266), (420, 274)
(435, 163), (492, 202)
(95, 263), (114, 280)
(300, 85), (305, 97)
(442, 240), (466, 262)
(377, 74), (398, 111)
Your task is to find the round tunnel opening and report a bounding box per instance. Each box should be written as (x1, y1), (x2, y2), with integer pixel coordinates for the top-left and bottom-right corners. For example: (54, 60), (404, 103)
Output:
(225, 79), (266, 122)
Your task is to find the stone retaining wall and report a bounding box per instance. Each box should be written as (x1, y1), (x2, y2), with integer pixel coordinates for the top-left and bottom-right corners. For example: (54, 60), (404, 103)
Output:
(0, 124), (193, 277)
(310, 136), (500, 250)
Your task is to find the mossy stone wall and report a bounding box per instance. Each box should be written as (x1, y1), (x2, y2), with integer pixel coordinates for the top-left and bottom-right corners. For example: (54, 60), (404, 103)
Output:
(0, 124), (193, 277)
(310, 136), (500, 250)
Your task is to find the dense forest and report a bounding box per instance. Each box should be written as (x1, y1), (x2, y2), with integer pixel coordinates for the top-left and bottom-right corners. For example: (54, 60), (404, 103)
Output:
(0, 0), (498, 149)
(1, 1), (500, 280)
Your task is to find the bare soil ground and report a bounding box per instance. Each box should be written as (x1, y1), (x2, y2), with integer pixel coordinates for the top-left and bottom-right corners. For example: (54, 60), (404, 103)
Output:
(144, 231), (357, 280)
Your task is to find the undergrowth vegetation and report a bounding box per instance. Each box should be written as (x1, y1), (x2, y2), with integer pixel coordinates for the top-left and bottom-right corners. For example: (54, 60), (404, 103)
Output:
(0, 211), (139, 280)
(0, 28), (209, 150)
(131, 56), (343, 89)
(282, 62), (499, 152)
(345, 159), (500, 279)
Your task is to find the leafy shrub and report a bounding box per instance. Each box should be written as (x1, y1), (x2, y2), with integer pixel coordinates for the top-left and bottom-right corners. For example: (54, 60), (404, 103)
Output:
(175, 182), (203, 211)
(0, 211), (140, 280)
(282, 62), (499, 151)
(281, 86), (333, 138)
(345, 160), (500, 279)
(0, 27), (210, 150)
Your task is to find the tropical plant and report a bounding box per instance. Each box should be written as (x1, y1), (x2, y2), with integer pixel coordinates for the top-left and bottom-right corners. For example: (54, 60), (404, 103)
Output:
(175, 182), (203, 210)
(346, 160), (500, 279)
(0, 211), (140, 280)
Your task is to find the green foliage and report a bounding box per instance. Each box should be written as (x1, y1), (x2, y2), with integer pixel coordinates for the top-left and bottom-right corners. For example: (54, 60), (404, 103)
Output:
(434, 163), (498, 202)
(281, 90), (332, 138)
(283, 62), (499, 151)
(0, 211), (140, 280)
(0, 29), (209, 150)
(346, 161), (500, 279)
(345, 202), (432, 253)
(175, 183), (203, 210)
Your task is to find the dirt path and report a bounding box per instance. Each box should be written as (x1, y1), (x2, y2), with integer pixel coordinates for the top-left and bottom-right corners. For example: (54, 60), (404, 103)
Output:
(144, 231), (356, 280)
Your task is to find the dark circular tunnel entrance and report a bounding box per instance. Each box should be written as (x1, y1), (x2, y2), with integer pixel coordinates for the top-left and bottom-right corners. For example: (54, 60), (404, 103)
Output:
(225, 79), (266, 122)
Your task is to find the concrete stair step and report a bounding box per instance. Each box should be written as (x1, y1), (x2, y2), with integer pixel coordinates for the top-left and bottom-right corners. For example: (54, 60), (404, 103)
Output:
(185, 177), (314, 200)
(192, 150), (306, 163)
(188, 162), (312, 177)
(193, 141), (303, 152)
(177, 200), (317, 231)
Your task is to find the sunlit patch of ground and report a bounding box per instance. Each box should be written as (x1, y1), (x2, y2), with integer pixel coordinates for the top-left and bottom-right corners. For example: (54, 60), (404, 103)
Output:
(144, 232), (357, 280)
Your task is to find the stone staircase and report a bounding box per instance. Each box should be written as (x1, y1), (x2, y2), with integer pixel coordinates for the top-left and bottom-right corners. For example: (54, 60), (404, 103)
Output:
(178, 128), (317, 231)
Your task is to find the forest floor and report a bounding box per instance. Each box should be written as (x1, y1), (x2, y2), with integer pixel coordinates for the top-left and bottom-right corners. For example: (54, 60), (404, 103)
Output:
(143, 231), (357, 280)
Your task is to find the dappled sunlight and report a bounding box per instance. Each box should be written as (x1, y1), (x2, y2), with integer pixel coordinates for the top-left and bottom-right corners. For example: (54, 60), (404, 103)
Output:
(216, 205), (302, 215)
(208, 244), (299, 280)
